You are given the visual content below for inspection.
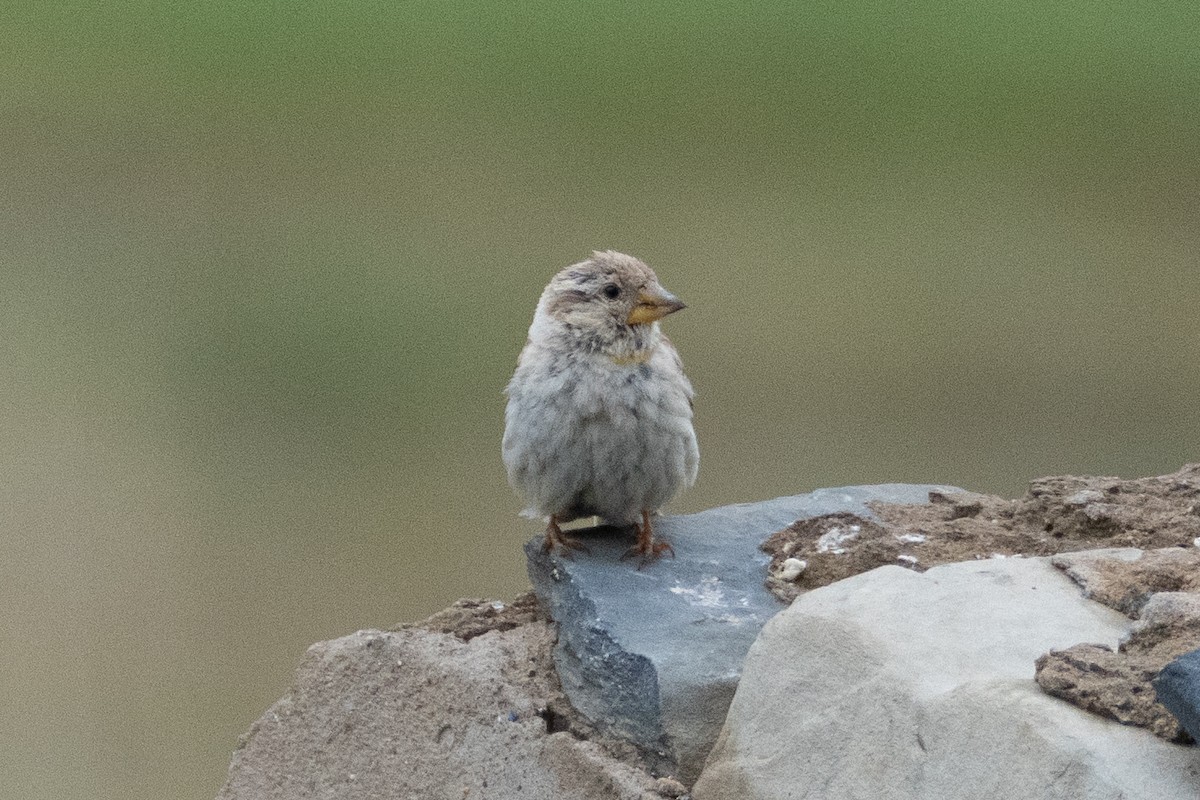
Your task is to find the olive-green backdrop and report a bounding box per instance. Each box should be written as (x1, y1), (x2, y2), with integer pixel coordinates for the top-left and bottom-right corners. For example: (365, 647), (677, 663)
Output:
(4, 3), (1197, 798)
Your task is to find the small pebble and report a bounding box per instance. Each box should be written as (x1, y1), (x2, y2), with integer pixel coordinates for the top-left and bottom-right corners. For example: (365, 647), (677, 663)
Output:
(897, 554), (918, 566)
(1194, 537), (1200, 548)
(779, 558), (808, 581)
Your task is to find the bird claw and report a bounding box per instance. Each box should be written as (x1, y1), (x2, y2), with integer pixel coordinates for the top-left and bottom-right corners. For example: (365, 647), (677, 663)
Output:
(621, 510), (674, 569)
(620, 538), (675, 570)
(542, 517), (591, 557)
(546, 535), (591, 558)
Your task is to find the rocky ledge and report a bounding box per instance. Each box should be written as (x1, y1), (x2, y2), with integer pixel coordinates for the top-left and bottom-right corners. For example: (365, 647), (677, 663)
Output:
(217, 466), (1200, 800)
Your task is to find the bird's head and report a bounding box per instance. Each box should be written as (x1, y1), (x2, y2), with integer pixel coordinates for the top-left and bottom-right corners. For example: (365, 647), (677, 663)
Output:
(533, 251), (685, 354)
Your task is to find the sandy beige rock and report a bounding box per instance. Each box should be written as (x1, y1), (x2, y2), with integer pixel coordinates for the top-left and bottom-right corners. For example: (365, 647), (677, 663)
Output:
(217, 601), (668, 800)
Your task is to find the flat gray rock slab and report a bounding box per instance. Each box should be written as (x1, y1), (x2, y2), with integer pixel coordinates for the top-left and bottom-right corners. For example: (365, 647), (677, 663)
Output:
(525, 483), (957, 782)
(1156, 648), (1200, 742)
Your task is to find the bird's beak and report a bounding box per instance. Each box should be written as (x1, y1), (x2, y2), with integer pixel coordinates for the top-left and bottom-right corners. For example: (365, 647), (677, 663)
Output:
(627, 286), (687, 326)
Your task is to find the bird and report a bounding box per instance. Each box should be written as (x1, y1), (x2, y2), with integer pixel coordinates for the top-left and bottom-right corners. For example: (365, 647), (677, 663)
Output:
(502, 250), (699, 566)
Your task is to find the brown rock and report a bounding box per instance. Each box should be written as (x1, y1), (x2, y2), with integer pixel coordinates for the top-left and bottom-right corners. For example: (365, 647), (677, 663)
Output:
(1051, 548), (1200, 616)
(1035, 643), (1189, 742)
(868, 464), (1200, 564)
(928, 489), (989, 519)
(1036, 550), (1200, 743)
(1018, 465), (1200, 547)
(761, 465), (1200, 606)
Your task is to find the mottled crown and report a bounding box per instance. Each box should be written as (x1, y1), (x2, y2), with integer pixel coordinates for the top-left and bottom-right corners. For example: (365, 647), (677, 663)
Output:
(557, 250), (658, 290)
(530, 250), (678, 356)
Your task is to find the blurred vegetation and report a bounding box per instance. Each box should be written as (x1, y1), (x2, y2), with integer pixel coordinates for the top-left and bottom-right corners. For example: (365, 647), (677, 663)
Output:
(2, 3), (1197, 799)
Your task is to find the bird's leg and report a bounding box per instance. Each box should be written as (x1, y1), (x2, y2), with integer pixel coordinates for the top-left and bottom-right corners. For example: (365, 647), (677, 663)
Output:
(621, 509), (675, 568)
(542, 514), (590, 556)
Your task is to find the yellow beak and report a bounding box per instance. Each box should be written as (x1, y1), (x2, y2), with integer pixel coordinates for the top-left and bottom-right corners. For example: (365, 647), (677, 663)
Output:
(627, 287), (686, 326)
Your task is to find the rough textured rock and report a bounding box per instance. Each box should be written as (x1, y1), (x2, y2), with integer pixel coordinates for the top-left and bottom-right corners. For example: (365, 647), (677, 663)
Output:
(758, 465), (1200, 606)
(412, 593), (544, 640)
(1035, 549), (1200, 741)
(525, 483), (957, 783)
(1156, 648), (1200, 742)
(1021, 466), (1200, 544)
(217, 468), (1200, 799)
(760, 511), (902, 602)
(1036, 642), (1191, 742)
(217, 598), (671, 800)
(869, 464), (1200, 560)
(693, 557), (1200, 800)
(1050, 547), (1200, 616)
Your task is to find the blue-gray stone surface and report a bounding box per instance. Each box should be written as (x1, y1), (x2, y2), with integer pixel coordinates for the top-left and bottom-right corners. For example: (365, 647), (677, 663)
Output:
(1155, 647), (1200, 743)
(525, 483), (958, 782)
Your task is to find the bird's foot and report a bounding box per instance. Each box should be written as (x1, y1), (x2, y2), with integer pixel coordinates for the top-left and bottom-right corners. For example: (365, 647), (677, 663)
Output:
(542, 515), (591, 557)
(620, 510), (675, 569)
(620, 538), (676, 569)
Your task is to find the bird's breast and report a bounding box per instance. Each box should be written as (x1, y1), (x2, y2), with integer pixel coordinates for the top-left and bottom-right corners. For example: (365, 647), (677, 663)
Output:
(607, 349), (653, 366)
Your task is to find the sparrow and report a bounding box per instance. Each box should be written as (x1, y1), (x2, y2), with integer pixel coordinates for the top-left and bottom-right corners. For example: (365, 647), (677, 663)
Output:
(502, 250), (699, 565)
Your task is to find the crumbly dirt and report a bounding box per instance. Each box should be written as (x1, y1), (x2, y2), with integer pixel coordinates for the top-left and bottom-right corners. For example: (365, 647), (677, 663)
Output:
(760, 463), (1200, 742)
(762, 464), (1200, 604)
(408, 591), (546, 641)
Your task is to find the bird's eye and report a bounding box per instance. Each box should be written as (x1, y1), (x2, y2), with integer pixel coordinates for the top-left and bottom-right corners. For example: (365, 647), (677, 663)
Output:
(602, 284), (621, 300)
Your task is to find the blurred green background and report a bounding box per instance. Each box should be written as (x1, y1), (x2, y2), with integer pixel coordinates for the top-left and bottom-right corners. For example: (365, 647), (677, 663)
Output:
(3, 2), (1197, 798)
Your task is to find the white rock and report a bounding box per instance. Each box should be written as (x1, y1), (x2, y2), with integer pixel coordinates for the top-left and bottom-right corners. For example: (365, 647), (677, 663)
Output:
(779, 558), (807, 581)
(694, 557), (1200, 800)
